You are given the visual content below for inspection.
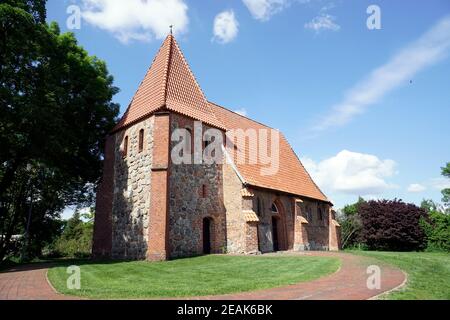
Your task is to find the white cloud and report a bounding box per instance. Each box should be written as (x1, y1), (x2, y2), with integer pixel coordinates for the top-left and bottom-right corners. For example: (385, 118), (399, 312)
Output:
(80, 0), (189, 43)
(407, 183), (426, 193)
(319, 2), (336, 12)
(311, 15), (450, 132)
(213, 10), (239, 44)
(304, 14), (340, 33)
(301, 150), (397, 196)
(429, 177), (450, 190)
(233, 108), (248, 116)
(242, 0), (288, 21)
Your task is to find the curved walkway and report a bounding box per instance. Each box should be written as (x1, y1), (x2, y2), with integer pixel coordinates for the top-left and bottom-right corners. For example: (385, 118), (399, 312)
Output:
(0, 263), (76, 300)
(196, 252), (407, 300)
(0, 252), (406, 300)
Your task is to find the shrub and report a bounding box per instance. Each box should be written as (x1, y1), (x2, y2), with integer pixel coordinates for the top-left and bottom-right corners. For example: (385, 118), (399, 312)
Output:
(50, 211), (93, 258)
(420, 200), (450, 252)
(359, 199), (427, 251)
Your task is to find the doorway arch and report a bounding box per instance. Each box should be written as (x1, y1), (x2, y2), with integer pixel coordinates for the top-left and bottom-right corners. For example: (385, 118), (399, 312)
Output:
(271, 200), (287, 251)
(202, 217), (213, 254)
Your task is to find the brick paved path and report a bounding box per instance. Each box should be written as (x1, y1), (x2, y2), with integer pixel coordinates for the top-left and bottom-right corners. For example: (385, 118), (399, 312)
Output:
(196, 252), (407, 300)
(0, 252), (406, 300)
(0, 263), (76, 300)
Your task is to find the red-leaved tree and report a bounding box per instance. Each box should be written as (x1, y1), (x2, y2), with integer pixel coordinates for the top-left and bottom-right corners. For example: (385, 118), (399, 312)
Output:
(359, 199), (428, 251)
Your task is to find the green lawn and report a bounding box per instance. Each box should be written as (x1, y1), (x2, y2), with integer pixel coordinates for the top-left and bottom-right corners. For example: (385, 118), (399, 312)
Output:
(349, 251), (450, 300)
(47, 255), (340, 299)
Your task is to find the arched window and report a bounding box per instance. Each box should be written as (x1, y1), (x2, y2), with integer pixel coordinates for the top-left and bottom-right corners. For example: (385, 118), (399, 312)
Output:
(123, 136), (129, 157)
(185, 127), (192, 155)
(318, 207), (323, 220)
(271, 203), (279, 214)
(138, 129), (144, 153)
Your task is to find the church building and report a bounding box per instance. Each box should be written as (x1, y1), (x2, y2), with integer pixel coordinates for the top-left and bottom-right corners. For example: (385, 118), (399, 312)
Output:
(93, 34), (341, 261)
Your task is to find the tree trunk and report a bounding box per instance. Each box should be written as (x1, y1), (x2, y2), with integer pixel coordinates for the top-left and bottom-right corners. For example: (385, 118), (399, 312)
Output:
(0, 158), (22, 200)
(0, 177), (26, 262)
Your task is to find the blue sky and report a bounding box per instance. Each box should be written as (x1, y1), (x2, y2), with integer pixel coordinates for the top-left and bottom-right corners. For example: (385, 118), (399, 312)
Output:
(47, 0), (450, 216)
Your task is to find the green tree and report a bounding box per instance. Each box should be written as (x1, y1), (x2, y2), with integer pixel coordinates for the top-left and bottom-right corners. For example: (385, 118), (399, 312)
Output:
(337, 197), (365, 249)
(420, 200), (450, 252)
(53, 210), (94, 258)
(0, 0), (119, 262)
(0, 0), (46, 23)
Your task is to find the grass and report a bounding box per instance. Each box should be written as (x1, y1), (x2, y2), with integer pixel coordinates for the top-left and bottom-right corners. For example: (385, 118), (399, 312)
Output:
(47, 254), (340, 299)
(349, 250), (450, 300)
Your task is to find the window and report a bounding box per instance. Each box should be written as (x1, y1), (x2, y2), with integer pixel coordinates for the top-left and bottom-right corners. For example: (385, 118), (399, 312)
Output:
(204, 135), (211, 150)
(138, 129), (144, 153)
(123, 136), (129, 157)
(271, 203), (278, 214)
(306, 206), (312, 222)
(185, 128), (192, 154)
(256, 197), (262, 216)
(202, 185), (207, 198)
(318, 208), (323, 220)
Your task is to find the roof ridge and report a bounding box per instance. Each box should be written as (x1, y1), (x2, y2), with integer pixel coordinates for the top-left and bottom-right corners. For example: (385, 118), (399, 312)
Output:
(208, 101), (275, 130)
(163, 34), (174, 106)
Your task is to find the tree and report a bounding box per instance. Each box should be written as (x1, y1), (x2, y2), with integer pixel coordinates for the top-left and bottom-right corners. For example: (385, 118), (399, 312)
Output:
(359, 199), (427, 251)
(441, 163), (450, 206)
(0, 0), (119, 262)
(53, 210), (94, 258)
(337, 197), (365, 249)
(0, 0), (46, 23)
(420, 200), (450, 252)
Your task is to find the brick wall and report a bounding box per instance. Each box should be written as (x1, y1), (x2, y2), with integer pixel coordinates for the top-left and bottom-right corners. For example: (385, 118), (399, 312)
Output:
(328, 209), (341, 251)
(92, 134), (116, 258)
(251, 190), (295, 253)
(147, 112), (170, 261)
(295, 199), (331, 250)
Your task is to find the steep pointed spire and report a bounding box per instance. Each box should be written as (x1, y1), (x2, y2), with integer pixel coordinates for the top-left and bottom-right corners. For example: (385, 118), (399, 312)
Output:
(114, 35), (224, 131)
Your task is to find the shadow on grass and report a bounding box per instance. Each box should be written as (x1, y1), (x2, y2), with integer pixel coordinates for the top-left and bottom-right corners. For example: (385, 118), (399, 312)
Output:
(0, 257), (130, 274)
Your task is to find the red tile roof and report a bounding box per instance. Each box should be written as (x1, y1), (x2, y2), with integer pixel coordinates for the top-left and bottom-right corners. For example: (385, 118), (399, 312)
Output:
(210, 102), (329, 202)
(114, 35), (329, 203)
(113, 35), (224, 131)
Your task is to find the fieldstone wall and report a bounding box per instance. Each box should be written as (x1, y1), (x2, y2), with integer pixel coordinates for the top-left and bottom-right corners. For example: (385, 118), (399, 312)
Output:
(168, 113), (226, 258)
(111, 117), (154, 259)
(222, 163), (246, 254)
